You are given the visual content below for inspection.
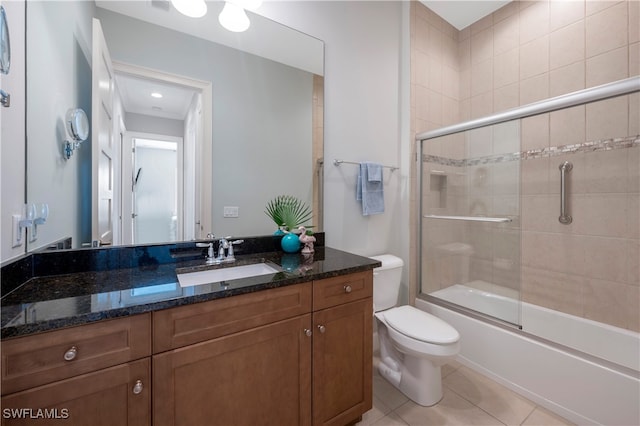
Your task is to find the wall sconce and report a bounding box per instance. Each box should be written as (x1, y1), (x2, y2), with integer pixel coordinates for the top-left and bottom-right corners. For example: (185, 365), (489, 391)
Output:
(16, 203), (49, 244)
(63, 108), (89, 160)
(29, 203), (49, 242)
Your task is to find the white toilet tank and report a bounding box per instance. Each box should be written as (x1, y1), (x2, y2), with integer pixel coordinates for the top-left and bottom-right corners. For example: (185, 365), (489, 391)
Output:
(370, 254), (404, 312)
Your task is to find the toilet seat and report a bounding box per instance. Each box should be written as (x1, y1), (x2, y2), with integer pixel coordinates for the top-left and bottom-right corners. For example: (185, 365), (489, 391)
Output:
(383, 305), (460, 344)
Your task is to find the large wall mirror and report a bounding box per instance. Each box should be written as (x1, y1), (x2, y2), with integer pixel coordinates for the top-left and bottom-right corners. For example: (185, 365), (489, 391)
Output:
(26, 0), (324, 252)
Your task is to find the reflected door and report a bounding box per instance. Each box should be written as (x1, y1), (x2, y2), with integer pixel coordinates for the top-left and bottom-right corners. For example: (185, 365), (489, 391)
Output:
(92, 18), (115, 246)
(132, 137), (182, 244)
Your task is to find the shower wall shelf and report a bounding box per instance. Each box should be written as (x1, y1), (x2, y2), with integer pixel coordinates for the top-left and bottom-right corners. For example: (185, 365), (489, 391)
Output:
(424, 215), (513, 223)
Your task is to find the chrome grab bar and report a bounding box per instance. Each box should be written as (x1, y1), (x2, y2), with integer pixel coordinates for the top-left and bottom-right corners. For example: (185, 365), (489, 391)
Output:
(559, 161), (573, 224)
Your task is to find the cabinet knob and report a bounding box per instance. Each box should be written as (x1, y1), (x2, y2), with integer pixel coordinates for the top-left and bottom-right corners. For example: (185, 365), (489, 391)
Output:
(63, 346), (77, 361)
(304, 328), (312, 337)
(317, 325), (326, 333)
(132, 380), (144, 395)
(343, 285), (352, 293)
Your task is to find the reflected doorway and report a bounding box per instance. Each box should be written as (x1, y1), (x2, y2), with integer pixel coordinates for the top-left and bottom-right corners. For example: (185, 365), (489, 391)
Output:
(131, 137), (182, 244)
(113, 62), (212, 245)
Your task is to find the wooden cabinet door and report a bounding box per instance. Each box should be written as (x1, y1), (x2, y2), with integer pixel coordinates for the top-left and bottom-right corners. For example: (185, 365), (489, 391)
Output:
(153, 314), (312, 426)
(1, 358), (150, 426)
(312, 298), (372, 426)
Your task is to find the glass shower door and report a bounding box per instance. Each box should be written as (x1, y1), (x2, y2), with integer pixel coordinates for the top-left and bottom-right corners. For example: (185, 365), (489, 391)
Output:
(132, 138), (180, 244)
(420, 120), (522, 327)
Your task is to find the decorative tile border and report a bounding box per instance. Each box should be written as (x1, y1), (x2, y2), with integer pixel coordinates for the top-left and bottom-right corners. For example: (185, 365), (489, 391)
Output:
(423, 135), (639, 167)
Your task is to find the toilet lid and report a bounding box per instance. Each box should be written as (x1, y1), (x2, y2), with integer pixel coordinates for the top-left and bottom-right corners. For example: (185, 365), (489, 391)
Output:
(384, 306), (459, 344)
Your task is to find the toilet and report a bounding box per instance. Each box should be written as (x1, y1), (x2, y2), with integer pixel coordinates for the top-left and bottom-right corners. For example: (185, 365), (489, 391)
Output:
(371, 254), (460, 407)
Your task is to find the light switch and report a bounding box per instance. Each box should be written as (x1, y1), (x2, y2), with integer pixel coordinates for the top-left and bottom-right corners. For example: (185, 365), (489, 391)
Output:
(12, 215), (22, 247)
(223, 206), (239, 218)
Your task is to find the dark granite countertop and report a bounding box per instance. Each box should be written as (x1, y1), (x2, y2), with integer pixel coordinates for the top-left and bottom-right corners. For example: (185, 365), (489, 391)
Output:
(1, 246), (380, 339)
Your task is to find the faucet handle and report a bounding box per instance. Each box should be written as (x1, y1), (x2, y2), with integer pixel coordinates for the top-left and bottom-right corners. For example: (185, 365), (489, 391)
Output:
(227, 240), (243, 260)
(196, 242), (216, 264)
(206, 232), (215, 240)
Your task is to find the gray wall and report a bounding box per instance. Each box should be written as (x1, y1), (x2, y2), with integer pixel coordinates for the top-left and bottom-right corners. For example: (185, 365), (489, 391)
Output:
(1, 1), (27, 262)
(258, 1), (411, 302)
(25, 0), (95, 251)
(125, 113), (184, 138)
(258, 6), (409, 239)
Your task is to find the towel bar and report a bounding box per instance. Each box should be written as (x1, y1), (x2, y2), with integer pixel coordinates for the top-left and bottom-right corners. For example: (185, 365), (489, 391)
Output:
(333, 159), (398, 171)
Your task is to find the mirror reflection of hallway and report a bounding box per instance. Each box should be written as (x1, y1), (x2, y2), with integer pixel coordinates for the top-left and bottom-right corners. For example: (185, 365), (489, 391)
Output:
(114, 63), (208, 246)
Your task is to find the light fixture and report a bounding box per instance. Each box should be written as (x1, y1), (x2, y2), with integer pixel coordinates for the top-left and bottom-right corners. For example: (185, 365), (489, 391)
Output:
(63, 108), (89, 160)
(151, 92), (163, 98)
(170, 0), (207, 18)
(219, 2), (250, 32)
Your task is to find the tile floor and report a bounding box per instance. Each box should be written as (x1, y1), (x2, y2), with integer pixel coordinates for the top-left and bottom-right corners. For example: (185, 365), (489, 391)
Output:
(358, 358), (575, 426)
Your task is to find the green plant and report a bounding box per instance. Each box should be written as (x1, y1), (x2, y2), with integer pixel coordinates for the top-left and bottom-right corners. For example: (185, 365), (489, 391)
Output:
(265, 195), (313, 232)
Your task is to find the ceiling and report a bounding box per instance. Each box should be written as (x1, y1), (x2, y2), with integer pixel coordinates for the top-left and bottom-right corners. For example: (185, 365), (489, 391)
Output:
(420, 0), (512, 30)
(115, 73), (197, 120)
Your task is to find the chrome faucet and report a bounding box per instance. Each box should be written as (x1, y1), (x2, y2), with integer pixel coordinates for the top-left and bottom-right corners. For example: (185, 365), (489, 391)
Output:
(216, 237), (230, 262)
(215, 236), (244, 263)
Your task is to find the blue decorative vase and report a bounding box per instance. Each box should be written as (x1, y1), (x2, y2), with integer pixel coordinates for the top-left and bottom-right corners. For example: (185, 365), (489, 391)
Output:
(281, 233), (301, 253)
(273, 227), (285, 236)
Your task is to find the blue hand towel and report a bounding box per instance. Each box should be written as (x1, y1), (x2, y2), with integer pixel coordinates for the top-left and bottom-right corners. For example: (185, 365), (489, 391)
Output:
(356, 162), (384, 215)
(367, 162), (382, 182)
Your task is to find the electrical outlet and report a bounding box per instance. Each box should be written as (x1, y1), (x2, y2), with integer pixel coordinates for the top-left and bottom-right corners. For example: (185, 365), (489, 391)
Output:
(223, 206), (239, 218)
(12, 215), (22, 248)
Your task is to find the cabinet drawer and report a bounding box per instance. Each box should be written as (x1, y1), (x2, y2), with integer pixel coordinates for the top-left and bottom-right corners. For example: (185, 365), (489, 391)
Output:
(313, 271), (373, 311)
(1, 314), (151, 395)
(153, 282), (312, 353)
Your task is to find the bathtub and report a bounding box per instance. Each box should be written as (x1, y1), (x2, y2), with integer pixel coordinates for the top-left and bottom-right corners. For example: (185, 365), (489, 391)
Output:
(416, 284), (640, 426)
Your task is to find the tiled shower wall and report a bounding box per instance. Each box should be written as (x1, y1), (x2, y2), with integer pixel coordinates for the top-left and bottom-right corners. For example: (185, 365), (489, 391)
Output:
(411, 0), (640, 332)
(410, 2), (466, 300)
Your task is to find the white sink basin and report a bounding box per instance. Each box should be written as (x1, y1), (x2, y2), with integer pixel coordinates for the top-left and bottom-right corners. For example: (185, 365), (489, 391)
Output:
(177, 263), (281, 288)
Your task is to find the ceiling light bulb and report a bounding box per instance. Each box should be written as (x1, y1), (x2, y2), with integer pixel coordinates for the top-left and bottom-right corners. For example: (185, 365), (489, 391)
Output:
(219, 2), (250, 33)
(151, 92), (163, 99)
(170, 0), (207, 18)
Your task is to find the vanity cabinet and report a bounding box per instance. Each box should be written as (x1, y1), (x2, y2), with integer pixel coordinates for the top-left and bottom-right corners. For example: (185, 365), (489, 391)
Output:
(0, 314), (152, 426)
(0, 270), (373, 426)
(311, 272), (373, 426)
(153, 271), (373, 426)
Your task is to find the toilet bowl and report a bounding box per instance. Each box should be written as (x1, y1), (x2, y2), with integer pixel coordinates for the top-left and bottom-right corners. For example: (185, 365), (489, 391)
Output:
(370, 254), (460, 407)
